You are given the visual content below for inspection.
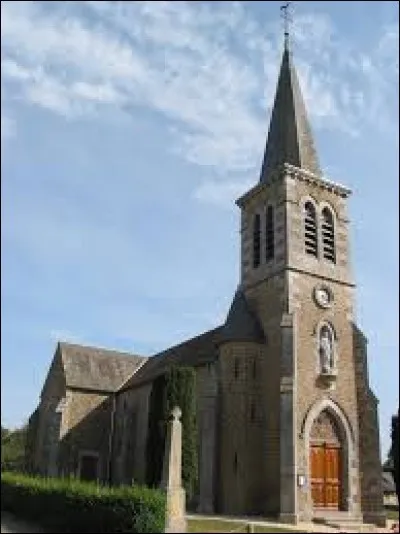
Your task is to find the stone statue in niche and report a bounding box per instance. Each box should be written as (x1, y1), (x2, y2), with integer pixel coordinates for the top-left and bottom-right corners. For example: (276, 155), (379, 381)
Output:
(319, 326), (334, 374)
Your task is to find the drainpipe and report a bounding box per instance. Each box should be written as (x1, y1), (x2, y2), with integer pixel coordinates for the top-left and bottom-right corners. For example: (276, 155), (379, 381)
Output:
(107, 393), (117, 485)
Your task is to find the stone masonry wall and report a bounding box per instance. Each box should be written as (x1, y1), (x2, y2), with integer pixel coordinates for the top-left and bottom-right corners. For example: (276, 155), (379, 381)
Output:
(112, 384), (152, 485)
(353, 325), (385, 527)
(34, 350), (66, 476)
(290, 273), (361, 520)
(218, 342), (269, 515)
(59, 389), (113, 481)
(284, 174), (361, 520)
(196, 362), (218, 513)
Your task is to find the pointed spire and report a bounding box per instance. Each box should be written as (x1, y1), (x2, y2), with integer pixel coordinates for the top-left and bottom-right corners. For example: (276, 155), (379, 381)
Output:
(259, 42), (321, 182)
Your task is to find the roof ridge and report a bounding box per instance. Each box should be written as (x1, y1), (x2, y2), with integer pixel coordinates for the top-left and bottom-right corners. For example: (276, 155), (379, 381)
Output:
(58, 341), (145, 359)
(151, 325), (223, 357)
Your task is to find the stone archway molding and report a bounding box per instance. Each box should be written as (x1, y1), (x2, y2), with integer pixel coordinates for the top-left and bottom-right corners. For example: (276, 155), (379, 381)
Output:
(300, 397), (355, 445)
(300, 397), (357, 515)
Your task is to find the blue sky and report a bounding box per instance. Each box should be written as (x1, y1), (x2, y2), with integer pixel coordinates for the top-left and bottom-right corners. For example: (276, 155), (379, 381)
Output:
(1, 1), (398, 458)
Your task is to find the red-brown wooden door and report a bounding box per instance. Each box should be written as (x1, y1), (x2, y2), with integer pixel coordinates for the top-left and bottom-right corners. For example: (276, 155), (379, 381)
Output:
(310, 443), (341, 509)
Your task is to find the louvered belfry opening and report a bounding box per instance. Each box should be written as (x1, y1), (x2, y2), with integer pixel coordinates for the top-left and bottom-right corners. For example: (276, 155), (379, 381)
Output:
(265, 205), (275, 261)
(322, 208), (335, 262)
(304, 201), (318, 257)
(253, 213), (261, 268)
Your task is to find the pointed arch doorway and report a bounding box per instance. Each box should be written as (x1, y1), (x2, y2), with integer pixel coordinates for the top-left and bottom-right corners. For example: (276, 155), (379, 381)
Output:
(309, 410), (342, 510)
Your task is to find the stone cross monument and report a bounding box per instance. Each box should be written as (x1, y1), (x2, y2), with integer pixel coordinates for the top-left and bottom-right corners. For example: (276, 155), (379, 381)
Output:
(161, 406), (187, 533)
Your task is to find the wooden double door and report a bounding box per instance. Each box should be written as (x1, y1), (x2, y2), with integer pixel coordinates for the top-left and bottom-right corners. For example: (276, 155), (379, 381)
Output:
(310, 442), (341, 509)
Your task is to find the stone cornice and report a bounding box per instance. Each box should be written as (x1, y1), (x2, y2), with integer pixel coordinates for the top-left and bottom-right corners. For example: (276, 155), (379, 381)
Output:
(283, 163), (352, 198)
(241, 265), (356, 292)
(236, 163), (352, 207)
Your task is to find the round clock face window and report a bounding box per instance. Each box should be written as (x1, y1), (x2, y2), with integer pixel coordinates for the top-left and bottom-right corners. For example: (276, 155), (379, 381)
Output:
(314, 285), (333, 308)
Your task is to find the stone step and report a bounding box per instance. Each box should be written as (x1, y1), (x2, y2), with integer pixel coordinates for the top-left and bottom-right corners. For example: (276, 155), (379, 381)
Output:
(324, 522), (373, 531)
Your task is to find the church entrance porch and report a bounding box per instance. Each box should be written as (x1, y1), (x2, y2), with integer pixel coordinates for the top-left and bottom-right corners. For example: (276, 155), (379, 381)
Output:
(298, 398), (361, 524)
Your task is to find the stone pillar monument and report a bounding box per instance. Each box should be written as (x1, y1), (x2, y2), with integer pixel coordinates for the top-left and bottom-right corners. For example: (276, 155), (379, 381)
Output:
(161, 406), (187, 533)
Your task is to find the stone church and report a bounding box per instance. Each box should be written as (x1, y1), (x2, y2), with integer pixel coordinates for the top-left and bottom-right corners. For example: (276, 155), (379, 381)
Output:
(26, 40), (385, 526)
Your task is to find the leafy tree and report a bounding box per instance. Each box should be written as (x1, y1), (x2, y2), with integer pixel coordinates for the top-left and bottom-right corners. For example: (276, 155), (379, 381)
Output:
(164, 366), (198, 502)
(390, 410), (399, 503)
(1, 425), (9, 441)
(145, 374), (167, 488)
(145, 366), (198, 502)
(1, 424), (28, 472)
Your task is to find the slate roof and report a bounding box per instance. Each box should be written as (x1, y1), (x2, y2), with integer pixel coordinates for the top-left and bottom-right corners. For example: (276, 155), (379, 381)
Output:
(120, 326), (222, 391)
(59, 342), (147, 393)
(218, 289), (265, 344)
(259, 45), (321, 182)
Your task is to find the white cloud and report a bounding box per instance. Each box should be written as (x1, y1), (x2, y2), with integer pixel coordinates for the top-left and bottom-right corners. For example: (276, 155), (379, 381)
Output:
(0, 1), (398, 183)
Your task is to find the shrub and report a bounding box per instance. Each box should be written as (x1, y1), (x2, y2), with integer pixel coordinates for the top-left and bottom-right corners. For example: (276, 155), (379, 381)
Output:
(1, 471), (166, 533)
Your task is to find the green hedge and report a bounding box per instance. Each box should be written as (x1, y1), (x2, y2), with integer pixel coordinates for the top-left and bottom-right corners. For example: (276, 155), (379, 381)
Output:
(1, 471), (166, 533)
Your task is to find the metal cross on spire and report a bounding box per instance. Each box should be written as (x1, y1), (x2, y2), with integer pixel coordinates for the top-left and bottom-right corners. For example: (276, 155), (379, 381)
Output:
(280, 2), (293, 50)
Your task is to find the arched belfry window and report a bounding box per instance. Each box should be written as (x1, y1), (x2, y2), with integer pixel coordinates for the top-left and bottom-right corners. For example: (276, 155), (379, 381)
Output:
(321, 207), (335, 263)
(304, 201), (318, 257)
(265, 205), (274, 261)
(253, 213), (261, 268)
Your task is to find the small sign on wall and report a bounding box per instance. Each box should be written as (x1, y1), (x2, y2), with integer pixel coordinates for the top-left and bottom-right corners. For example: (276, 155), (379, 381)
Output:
(297, 473), (306, 488)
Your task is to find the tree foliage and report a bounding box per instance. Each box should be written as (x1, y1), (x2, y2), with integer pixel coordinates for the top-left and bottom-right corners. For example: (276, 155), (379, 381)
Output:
(145, 374), (167, 489)
(145, 366), (198, 502)
(390, 410), (399, 502)
(1, 424), (28, 472)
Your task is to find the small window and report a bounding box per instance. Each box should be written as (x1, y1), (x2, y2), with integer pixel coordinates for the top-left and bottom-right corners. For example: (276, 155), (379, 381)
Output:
(265, 205), (275, 261)
(321, 207), (335, 263)
(234, 358), (239, 379)
(304, 201), (318, 257)
(253, 213), (261, 268)
(233, 452), (238, 474)
(252, 359), (257, 379)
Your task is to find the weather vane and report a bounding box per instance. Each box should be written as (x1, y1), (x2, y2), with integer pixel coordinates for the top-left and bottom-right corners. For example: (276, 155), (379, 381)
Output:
(280, 2), (293, 49)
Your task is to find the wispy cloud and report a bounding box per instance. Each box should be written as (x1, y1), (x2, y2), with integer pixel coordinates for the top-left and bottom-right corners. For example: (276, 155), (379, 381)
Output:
(0, 2), (398, 457)
(1, 1), (398, 182)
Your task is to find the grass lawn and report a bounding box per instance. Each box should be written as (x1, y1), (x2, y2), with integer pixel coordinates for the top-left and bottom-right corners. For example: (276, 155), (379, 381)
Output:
(187, 518), (295, 533)
(386, 507), (399, 521)
(254, 527), (298, 533)
(188, 519), (242, 532)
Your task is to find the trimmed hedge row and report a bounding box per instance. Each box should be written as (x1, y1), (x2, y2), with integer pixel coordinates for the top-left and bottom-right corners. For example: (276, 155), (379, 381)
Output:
(1, 471), (166, 533)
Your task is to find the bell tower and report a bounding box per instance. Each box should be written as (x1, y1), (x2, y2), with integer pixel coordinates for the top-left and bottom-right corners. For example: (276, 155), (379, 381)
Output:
(225, 17), (384, 525)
